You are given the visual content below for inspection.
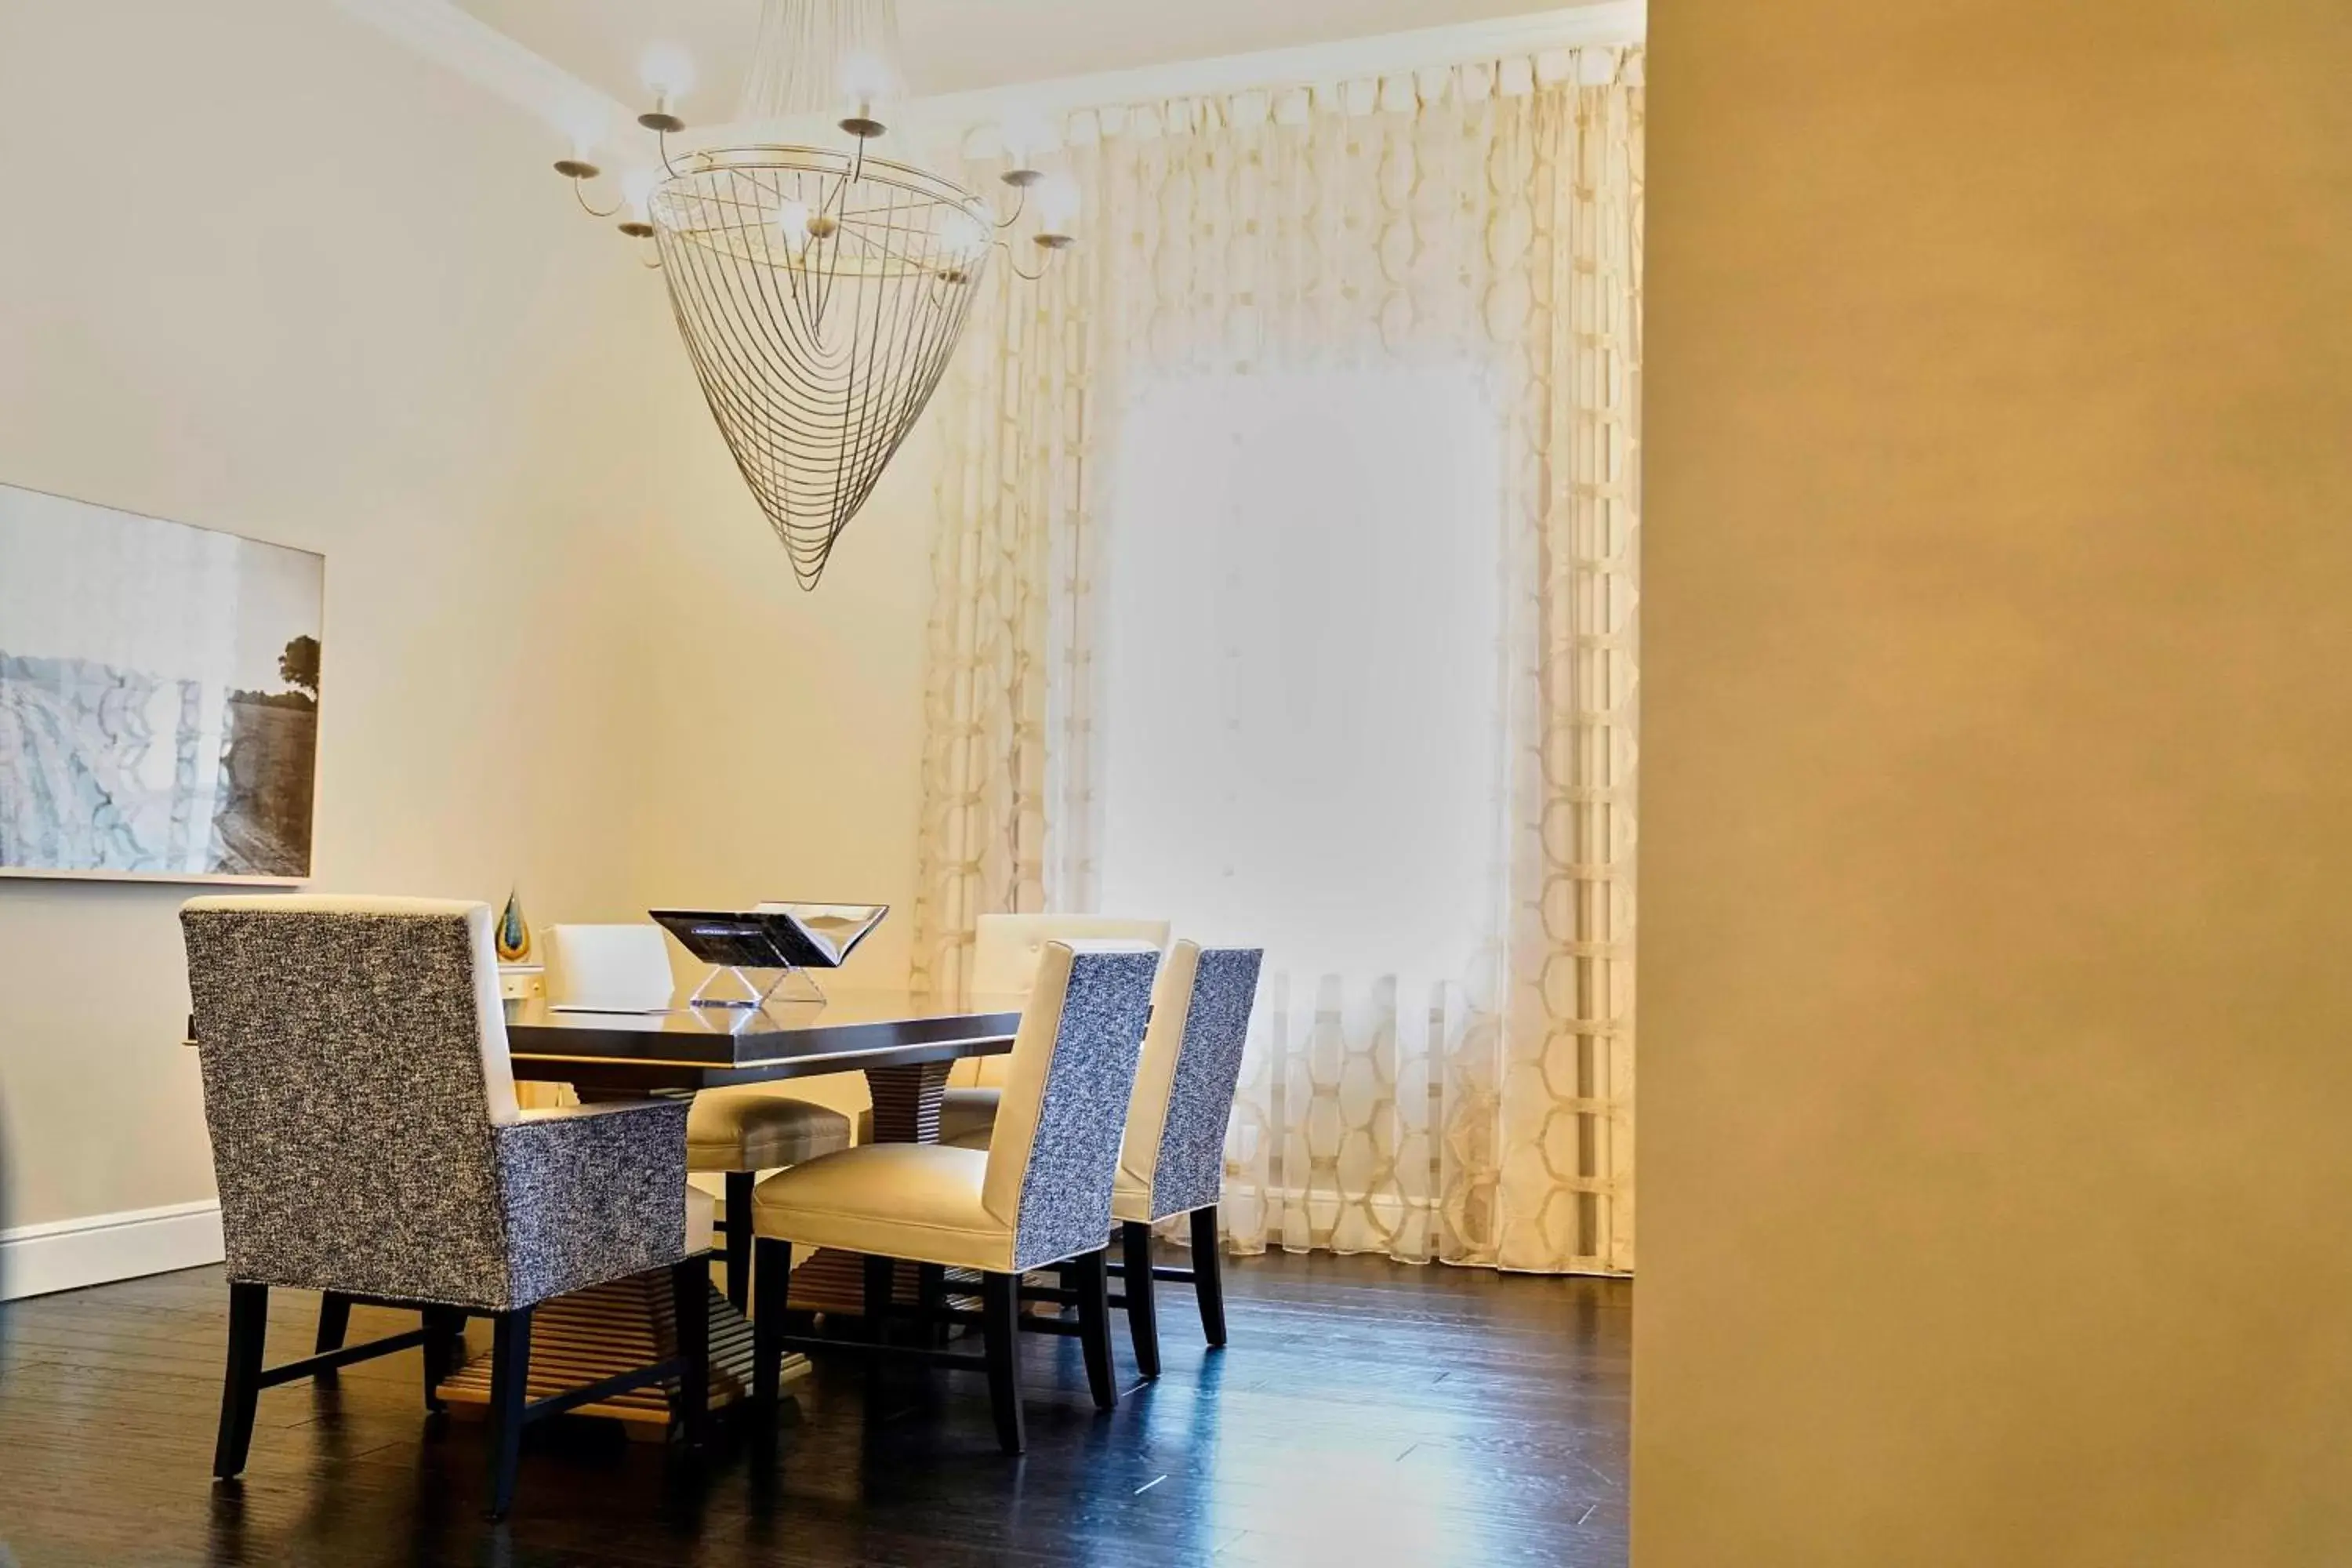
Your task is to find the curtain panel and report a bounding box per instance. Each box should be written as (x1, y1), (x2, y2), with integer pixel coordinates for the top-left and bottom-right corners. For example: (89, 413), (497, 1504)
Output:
(910, 46), (1642, 1275)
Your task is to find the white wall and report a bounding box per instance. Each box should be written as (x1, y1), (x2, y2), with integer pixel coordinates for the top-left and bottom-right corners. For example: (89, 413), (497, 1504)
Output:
(0, 0), (938, 1263)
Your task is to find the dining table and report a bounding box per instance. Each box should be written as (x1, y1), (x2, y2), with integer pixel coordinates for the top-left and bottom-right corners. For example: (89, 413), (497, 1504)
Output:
(433, 987), (1025, 1433)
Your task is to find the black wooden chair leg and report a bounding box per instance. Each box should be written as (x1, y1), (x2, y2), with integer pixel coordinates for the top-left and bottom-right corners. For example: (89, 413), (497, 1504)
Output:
(1190, 1206), (1227, 1348)
(670, 1254), (711, 1451)
(916, 1263), (948, 1346)
(485, 1308), (533, 1520)
(753, 1236), (791, 1414)
(981, 1271), (1026, 1455)
(421, 1306), (465, 1412)
(724, 1172), (754, 1313)
(862, 1254), (897, 1345)
(1120, 1221), (1161, 1378)
(314, 1290), (353, 1356)
(213, 1282), (269, 1479)
(1073, 1248), (1118, 1410)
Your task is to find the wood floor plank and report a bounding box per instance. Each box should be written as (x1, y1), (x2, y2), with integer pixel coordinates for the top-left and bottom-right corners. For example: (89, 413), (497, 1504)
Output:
(0, 1249), (1628, 1567)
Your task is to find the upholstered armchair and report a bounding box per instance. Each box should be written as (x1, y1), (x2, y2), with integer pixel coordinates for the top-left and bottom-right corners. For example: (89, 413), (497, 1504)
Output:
(750, 940), (1161, 1454)
(183, 896), (710, 1519)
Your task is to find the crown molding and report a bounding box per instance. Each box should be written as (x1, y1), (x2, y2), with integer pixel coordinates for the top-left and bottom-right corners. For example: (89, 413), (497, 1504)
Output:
(329, 0), (630, 149)
(909, 2), (1645, 133)
(331, 0), (1643, 159)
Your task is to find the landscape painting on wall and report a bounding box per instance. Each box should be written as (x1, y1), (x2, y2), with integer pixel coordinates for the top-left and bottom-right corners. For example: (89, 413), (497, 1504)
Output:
(0, 483), (323, 884)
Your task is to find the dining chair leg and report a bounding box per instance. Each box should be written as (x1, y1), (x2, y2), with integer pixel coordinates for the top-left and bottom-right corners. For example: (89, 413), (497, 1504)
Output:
(1190, 1205), (1228, 1348)
(723, 1172), (754, 1313)
(981, 1271), (1026, 1456)
(213, 1282), (269, 1480)
(485, 1308), (533, 1521)
(916, 1263), (948, 1346)
(862, 1254), (897, 1345)
(670, 1254), (711, 1451)
(1120, 1220), (1161, 1379)
(314, 1290), (353, 1356)
(421, 1306), (465, 1413)
(1073, 1247), (1118, 1411)
(753, 1236), (791, 1414)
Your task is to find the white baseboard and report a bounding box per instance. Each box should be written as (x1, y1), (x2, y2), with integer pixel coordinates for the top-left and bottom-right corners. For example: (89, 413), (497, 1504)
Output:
(0, 1200), (224, 1301)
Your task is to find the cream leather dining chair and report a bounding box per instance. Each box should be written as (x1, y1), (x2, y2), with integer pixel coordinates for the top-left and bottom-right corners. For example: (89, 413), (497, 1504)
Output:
(543, 924), (852, 1312)
(750, 940), (1161, 1454)
(935, 914), (1170, 1147)
(183, 897), (710, 1519)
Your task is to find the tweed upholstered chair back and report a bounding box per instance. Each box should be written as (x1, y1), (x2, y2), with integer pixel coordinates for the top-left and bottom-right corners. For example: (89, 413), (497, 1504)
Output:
(183, 896), (526, 1304)
(980, 941), (1160, 1271)
(1116, 943), (1265, 1221)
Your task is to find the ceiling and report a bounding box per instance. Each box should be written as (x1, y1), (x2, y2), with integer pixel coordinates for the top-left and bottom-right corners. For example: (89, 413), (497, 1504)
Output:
(454, 0), (1599, 116)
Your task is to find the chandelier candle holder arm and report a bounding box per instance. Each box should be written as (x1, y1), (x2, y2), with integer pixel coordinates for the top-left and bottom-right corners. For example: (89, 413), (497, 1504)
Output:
(545, 1), (1076, 590)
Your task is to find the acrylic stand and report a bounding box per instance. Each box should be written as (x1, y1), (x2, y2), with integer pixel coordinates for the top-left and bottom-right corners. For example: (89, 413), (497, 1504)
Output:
(688, 964), (827, 1009)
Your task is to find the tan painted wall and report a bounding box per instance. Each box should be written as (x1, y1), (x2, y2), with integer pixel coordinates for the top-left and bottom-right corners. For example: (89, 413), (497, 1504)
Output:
(1635, 2), (2352, 1562)
(0, 0), (932, 1229)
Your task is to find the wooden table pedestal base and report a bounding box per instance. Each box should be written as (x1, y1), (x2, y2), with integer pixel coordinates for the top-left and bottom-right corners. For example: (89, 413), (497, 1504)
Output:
(435, 1273), (808, 1439)
(439, 1055), (979, 1430)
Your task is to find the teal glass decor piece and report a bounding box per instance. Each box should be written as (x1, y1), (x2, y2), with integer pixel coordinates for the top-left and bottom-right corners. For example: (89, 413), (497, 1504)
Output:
(495, 888), (531, 963)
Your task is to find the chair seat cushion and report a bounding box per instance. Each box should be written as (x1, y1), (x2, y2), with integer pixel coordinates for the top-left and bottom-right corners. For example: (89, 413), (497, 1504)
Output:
(689, 1089), (854, 1174)
(686, 1185), (717, 1254)
(751, 1143), (1015, 1273)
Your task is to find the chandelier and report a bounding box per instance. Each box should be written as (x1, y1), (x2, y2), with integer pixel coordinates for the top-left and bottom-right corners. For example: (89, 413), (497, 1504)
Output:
(553, 1), (1076, 589)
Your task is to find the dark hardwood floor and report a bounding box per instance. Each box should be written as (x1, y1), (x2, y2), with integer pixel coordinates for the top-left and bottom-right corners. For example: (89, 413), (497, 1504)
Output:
(0, 1249), (1629, 1567)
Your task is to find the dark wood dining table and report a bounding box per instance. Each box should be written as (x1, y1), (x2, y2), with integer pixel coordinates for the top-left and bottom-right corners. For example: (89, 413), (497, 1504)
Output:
(436, 988), (1025, 1431)
(502, 987), (1025, 1101)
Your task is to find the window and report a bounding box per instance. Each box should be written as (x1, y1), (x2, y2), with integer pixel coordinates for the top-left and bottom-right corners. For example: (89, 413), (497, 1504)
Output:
(1099, 363), (1504, 981)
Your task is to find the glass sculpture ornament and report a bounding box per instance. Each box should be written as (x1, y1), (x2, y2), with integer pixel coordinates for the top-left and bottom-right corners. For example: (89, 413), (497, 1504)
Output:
(496, 888), (532, 963)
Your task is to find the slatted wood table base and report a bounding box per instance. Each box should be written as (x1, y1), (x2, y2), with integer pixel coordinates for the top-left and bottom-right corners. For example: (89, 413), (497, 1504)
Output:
(782, 1253), (1060, 1327)
(781, 1251), (989, 1315)
(435, 1272), (805, 1437)
(456, 1057), (977, 1419)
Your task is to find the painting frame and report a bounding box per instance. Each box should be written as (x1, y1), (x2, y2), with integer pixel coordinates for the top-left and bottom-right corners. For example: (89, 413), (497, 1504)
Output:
(0, 481), (326, 888)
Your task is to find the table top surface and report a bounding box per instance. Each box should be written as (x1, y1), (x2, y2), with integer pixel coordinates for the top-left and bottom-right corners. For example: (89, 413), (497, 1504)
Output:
(504, 987), (1025, 1086)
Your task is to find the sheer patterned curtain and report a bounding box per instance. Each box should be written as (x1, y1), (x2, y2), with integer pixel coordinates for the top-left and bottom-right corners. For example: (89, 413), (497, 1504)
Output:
(907, 157), (1105, 1001)
(912, 47), (1641, 1274)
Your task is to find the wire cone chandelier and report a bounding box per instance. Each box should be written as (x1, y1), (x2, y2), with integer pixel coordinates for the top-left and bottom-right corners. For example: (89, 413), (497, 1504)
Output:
(554, 0), (1074, 589)
(651, 150), (991, 587)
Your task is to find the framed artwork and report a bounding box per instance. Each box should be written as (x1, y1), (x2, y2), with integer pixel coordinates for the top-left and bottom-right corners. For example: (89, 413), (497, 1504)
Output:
(0, 482), (324, 884)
